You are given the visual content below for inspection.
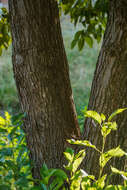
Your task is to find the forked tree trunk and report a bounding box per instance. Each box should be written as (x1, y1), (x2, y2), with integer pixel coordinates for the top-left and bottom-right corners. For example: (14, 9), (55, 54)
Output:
(9, 0), (80, 179)
(83, 0), (127, 183)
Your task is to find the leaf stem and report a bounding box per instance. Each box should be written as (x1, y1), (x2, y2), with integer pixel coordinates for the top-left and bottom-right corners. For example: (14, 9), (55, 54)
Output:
(99, 136), (106, 179)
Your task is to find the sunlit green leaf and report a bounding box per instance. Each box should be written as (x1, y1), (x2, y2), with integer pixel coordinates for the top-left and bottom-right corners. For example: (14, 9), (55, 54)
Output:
(101, 121), (117, 137)
(108, 108), (127, 121)
(96, 174), (107, 188)
(0, 116), (6, 125)
(111, 167), (127, 180)
(85, 110), (102, 125)
(101, 125), (111, 137)
(101, 113), (106, 121)
(5, 112), (11, 125)
(67, 139), (97, 150)
(64, 152), (74, 162)
(70, 170), (82, 190)
(72, 150), (85, 173)
(100, 147), (126, 168)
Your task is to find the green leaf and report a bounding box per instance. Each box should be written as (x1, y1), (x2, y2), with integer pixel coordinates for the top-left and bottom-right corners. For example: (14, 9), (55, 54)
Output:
(107, 146), (125, 157)
(0, 116), (6, 125)
(100, 147), (126, 168)
(101, 122), (117, 137)
(81, 176), (91, 189)
(70, 170), (82, 190)
(65, 147), (74, 156)
(108, 108), (127, 121)
(85, 36), (93, 48)
(40, 184), (47, 190)
(111, 167), (127, 180)
(0, 148), (13, 157)
(71, 39), (77, 49)
(0, 127), (7, 133)
(85, 110), (102, 125)
(101, 113), (106, 121)
(64, 149), (85, 173)
(41, 167), (67, 186)
(14, 177), (29, 187)
(67, 139), (97, 150)
(64, 152), (74, 162)
(30, 186), (44, 190)
(51, 169), (68, 180)
(72, 150), (85, 173)
(5, 159), (16, 168)
(5, 112), (11, 125)
(49, 178), (64, 190)
(78, 38), (84, 51)
(105, 185), (118, 190)
(11, 112), (25, 125)
(47, 169), (67, 189)
(109, 122), (117, 130)
(96, 174), (107, 188)
(40, 163), (49, 180)
(101, 126), (111, 137)
(0, 185), (11, 190)
(0, 48), (2, 56)
(74, 30), (82, 41)
(97, 35), (101, 43)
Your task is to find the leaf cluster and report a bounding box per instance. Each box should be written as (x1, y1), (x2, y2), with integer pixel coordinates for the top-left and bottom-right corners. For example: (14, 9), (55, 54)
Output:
(0, 8), (11, 55)
(0, 112), (33, 189)
(58, 0), (108, 50)
(1, 109), (127, 189)
(35, 108), (127, 190)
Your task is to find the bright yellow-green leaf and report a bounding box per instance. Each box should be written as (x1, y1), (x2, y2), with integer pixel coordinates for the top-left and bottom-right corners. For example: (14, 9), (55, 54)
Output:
(101, 122), (117, 137)
(101, 113), (106, 121)
(108, 108), (127, 121)
(67, 139), (97, 150)
(74, 149), (86, 160)
(107, 146), (125, 157)
(5, 112), (11, 125)
(96, 174), (107, 188)
(100, 147), (126, 168)
(101, 125), (111, 137)
(70, 170), (82, 190)
(64, 152), (73, 162)
(72, 157), (84, 174)
(70, 175), (82, 190)
(72, 150), (85, 173)
(85, 110), (102, 125)
(111, 167), (127, 180)
(104, 185), (118, 189)
(109, 122), (117, 130)
(0, 116), (6, 125)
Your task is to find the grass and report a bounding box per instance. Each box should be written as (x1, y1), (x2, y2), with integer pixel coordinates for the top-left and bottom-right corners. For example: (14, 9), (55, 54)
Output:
(0, 15), (100, 122)
(0, 46), (19, 114)
(61, 16), (100, 118)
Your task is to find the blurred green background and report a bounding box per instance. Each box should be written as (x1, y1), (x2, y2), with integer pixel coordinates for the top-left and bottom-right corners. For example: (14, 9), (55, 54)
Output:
(0, 16), (100, 122)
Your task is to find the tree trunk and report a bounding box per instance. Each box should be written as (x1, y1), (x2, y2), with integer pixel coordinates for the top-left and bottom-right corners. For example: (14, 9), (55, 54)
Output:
(83, 0), (127, 183)
(9, 0), (80, 179)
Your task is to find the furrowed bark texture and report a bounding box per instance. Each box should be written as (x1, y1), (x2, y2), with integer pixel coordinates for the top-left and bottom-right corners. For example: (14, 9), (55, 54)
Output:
(9, 0), (80, 179)
(83, 0), (127, 183)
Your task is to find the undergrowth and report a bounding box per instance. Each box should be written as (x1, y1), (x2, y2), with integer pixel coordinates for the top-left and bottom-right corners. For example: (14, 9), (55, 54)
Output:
(0, 108), (127, 189)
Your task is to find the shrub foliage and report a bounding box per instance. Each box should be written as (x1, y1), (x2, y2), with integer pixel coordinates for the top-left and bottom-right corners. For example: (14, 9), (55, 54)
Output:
(0, 109), (127, 189)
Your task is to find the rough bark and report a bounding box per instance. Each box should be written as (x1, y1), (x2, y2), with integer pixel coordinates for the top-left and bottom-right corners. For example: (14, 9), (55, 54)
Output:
(83, 0), (127, 183)
(9, 0), (80, 179)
